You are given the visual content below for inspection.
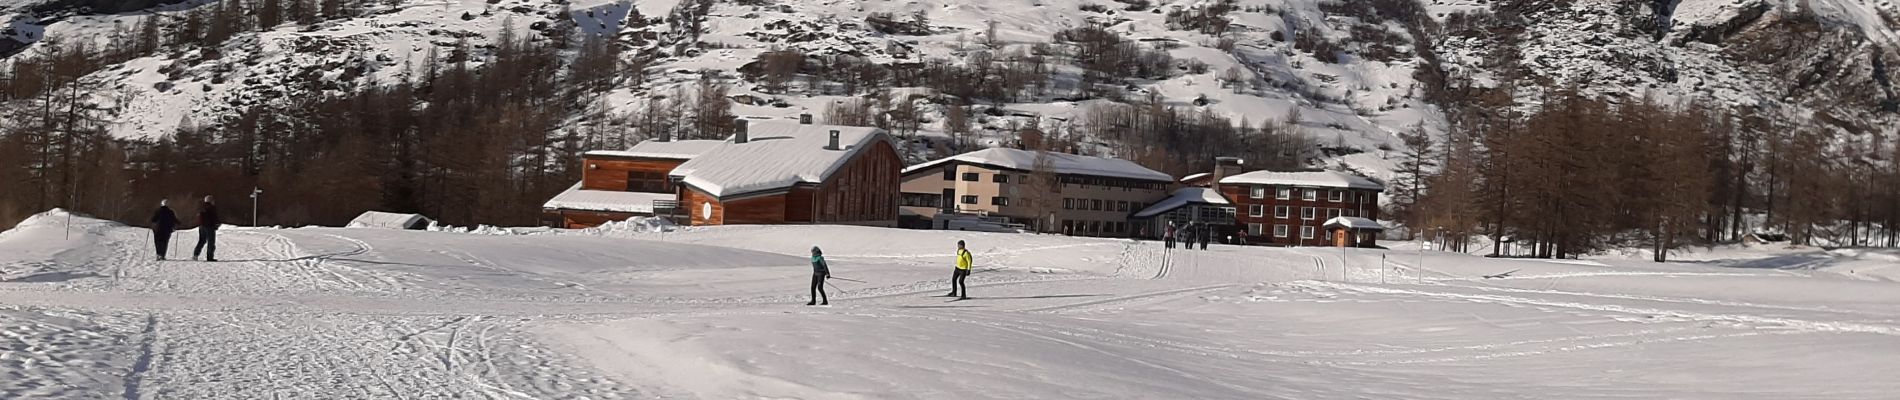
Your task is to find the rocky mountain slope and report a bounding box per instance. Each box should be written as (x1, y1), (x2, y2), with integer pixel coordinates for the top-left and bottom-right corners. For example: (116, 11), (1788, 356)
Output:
(4, 0), (1897, 174)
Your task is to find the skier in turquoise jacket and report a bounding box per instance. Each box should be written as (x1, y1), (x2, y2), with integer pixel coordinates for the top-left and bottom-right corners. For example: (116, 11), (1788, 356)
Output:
(808, 246), (830, 306)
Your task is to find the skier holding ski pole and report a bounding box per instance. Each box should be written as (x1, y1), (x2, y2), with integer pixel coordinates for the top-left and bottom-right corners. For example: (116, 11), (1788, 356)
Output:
(946, 240), (973, 300)
(808, 246), (830, 306)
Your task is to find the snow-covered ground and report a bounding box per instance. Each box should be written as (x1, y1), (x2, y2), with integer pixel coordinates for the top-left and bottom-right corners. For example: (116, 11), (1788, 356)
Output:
(4, 209), (1899, 398)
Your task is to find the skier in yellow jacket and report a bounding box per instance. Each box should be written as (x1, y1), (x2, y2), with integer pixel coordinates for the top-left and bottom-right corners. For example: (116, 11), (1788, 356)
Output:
(947, 240), (974, 300)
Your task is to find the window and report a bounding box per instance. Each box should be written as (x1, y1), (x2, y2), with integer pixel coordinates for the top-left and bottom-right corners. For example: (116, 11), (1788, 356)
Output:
(1327, 209), (1341, 219)
(1274, 206), (1290, 219)
(1249, 205), (1264, 217)
(962, 172), (980, 181)
(994, 174), (1010, 183)
(991, 197), (1010, 206)
(1302, 207), (1316, 220)
(1064, 198), (1074, 210)
(1092, 200), (1103, 211)
(1301, 226), (1315, 239)
(1329, 190), (1344, 202)
(1248, 223), (1263, 236)
(961, 195), (978, 204)
(901, 193), (942, 207)
(1118, 201), (1129, 212)
(1250, 187), (1265, 199)
(1344, 209), (1358, 217)
(1302, 188), (1317, 201)
(1277, 187), (1292, 200)
(627, 171), (673, 193)
(1274, 224), (1289, 238)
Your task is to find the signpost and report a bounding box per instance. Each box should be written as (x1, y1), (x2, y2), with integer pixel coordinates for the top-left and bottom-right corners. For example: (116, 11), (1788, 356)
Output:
(250, 187), (263, 227)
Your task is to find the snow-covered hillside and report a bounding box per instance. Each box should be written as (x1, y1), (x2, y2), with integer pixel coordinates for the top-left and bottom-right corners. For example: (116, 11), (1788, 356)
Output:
(1432, 0), (1900, 151)
(3, 0), (1461, 173)
(4, 210), (1900, 398)
(7, 0), (1896, 175)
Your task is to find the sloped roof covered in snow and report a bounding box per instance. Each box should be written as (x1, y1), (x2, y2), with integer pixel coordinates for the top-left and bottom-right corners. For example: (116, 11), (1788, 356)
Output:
(542, 183), (676, 214)
(347, 211), (433, 230)
(1179, 172), (1211, 183)
(1134, 187), (1233, 218)
(1219, 171), (1384, 191)
(671, 123), (890, 198)
(583, 140), (724, 160)
(1322, 216), (1384, 230)
(901, 148), (1172, 182)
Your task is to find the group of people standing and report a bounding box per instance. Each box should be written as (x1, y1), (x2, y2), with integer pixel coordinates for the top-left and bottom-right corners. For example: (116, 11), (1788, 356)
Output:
(1163, 221), (1212, 250)
(806, 240), (977, 305)
(149, 196), (222, 262)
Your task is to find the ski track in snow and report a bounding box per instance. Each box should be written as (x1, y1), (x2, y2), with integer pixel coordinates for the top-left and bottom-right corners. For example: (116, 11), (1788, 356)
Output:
(6, 215), (1900, 398)
(1295, 281), (1900, 336)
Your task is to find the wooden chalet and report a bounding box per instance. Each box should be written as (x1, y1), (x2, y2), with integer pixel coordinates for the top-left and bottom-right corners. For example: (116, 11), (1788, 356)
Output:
(542, 140), (722, 228)
(543, 119), (901, 228)
(674, 121), (901, 226)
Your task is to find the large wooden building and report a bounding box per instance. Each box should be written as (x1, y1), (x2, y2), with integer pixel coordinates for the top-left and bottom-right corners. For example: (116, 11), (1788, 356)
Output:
(674, 122), (901, 226)
(542, 140), (721, 228)
(1219, 170), (1384, 247)
(543, 120), (901, 228)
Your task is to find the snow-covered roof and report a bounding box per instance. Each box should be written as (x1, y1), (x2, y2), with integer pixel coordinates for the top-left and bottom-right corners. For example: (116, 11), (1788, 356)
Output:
(1134, 187), (1232, 218)
(347, 211), (433, 230)
(1219, 171), (1383, 191)
(901, 148), (1172, 182)
(671, 123), (889, 198)
(1179, 172), (1211, 183)
(542, 183), (676, 213)
(1322, 216), (1384, 230)
(583, 140), (724, 160)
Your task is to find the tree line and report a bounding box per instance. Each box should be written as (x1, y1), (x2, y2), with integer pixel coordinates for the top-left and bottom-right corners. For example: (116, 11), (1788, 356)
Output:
(1390, 87), (1900, 261)
(1, 6), (628, 229)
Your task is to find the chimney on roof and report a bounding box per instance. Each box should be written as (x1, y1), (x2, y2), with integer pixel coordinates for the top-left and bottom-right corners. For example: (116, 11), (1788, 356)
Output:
(800, 113), (813, 125)
(1211, 157), (1245, 187)
(827, 130), (841, 150)
(734, 118), (750, 144)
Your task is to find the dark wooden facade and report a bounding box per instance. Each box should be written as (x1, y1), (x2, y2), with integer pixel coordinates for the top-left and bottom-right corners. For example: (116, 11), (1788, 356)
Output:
(581, 156), (689, 192)
(683, 139), (901, 226)
(1223, 184), (1380, 246)
(541, 154), (691, 228)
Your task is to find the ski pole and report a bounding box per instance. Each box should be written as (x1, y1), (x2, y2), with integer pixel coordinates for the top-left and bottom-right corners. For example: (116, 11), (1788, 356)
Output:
(828, 277), (866, 283)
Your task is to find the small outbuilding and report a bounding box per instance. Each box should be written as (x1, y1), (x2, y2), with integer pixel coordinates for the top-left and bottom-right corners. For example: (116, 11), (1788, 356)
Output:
(348, 211), (434, 230)
(1322, 216), (1383, 248)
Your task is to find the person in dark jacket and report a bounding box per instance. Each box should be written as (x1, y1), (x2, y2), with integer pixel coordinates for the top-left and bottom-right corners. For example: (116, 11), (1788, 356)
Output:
(150, 199), (179, 261)
(192, 196), (220, 262)
(1183, 222), (1198, 250)
(1199, 225), (1211, 250)
(808, 246), (829, 306)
